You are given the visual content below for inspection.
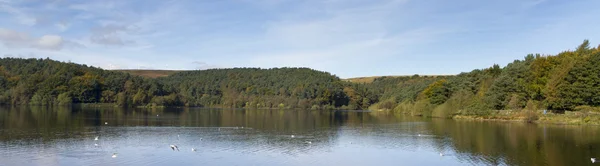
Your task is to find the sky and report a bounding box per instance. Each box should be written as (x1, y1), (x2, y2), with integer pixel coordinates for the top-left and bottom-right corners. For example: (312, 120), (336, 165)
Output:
(1, 0), (599, 78)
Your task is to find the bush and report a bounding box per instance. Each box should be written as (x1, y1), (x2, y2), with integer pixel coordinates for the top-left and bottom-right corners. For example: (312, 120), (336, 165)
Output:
(57, 93), (72, 106)
(524, 110), (539, 123)
(432, 102), (451, 118)
(413, 99), (434, 116)
(574, 105), (600, 113)
(377, 99), (397, 110)
(311, 105), (320, 110)
(393, 101), (414, 114)
(29, 93), (44, 106)
(0, 94), (8, 105)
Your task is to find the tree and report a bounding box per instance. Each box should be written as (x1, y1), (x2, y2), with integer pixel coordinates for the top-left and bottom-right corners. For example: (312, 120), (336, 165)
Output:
(57, 92), (72, 106)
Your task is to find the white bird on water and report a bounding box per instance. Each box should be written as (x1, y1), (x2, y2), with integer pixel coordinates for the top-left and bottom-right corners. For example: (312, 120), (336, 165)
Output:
(291, 135), (295, 138)
(440, 153), (444, 156)
(305, 141), (312, 144)
(112, 153), (118, 158)
(105, 122), (108, 125)
(94, 143), (99, 147)
(94, 136), (99, 141)
(170, 145), (179, 151)
(192, 148), (197, 152)
(592, 158), (596, 163)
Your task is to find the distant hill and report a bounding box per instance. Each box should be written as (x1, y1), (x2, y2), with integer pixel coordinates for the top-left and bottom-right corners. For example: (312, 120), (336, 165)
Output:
(1, 40), (598, 113)
(0, 59), (372, 109)
(344, 75), (453, 83)
(116, 70), (180, 78)
(157, 67), (367, 108)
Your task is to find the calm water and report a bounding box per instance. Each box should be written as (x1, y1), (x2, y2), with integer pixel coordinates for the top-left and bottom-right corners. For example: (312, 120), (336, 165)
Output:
(1, 107), (599, 166)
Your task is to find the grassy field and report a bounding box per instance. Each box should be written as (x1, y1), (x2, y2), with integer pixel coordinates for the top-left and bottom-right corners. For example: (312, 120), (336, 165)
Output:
(344, 75), (453, 83)
(343, 76), (388, 83)
(116, 70), (181, 78)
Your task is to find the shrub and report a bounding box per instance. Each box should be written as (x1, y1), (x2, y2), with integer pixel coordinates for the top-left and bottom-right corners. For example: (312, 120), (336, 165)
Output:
(57, 93), (72, 106)
(574, 105), (600, 113)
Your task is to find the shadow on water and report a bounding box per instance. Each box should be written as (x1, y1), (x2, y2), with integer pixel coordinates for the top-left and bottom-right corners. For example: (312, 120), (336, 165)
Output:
(0, 106), (599, 165)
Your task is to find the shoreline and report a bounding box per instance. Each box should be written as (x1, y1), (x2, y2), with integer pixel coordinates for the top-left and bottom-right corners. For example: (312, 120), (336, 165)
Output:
(436, 111), (600, 126)
(371, 108), (600, 126)
(10, 104), (600, 125)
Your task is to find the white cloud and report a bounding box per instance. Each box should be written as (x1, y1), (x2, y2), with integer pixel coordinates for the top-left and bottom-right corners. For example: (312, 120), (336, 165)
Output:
(54, 23), (69, 32)
(89, 24), (136, 46)
(0, 28), (70, 50)
(0, 28), (30, 46)
(36, 35), (63, 50)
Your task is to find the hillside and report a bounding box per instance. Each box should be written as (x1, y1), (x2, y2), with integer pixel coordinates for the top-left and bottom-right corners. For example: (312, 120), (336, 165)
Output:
(116, 70), (180, 78)
(0, 58), (159, 106)
(1, 40), (599, 114)
(344, 75), (452, 83)
(158, 68), (355, 108)
(366, 40), (600, 118)
(0, 60), (372, 109)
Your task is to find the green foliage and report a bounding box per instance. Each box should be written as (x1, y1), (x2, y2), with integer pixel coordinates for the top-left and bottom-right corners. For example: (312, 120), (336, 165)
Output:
(57, 92), (72, 106)
(368, 40), (600, 117)
(551, 52), (600, 110)
(574, 105), (600, 113)
(1, 40), (599, 114)
(0, 58), (358, 109)
(421, 79), (450, 105)
(159, 67), (353, 109)
(486, 59), (530, 110)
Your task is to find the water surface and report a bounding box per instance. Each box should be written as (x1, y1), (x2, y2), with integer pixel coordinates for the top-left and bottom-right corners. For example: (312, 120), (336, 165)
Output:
(0, 107), (599, 166)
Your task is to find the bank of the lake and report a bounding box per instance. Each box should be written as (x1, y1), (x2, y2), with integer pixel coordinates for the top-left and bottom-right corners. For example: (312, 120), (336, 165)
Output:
(372, 108), (600, 125)
(71, 102), (600, 126)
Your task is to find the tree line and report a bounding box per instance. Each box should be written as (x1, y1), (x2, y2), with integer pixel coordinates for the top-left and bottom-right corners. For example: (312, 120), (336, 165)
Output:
(368, 40), (600, 116)
(0, 58), (375, 109)
(1, 40), (598, 113)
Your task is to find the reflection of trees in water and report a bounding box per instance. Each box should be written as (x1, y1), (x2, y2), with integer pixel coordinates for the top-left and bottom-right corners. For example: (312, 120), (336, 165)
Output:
(3, 107), (599, 166)
(0, 106), (89, 141)
(428, 119), (600, 166)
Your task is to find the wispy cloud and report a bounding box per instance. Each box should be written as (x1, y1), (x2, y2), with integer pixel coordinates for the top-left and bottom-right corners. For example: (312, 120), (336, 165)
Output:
(0, 28), (68, 50)
(0, 2), (36, 26)
(0, 0), (599, 78)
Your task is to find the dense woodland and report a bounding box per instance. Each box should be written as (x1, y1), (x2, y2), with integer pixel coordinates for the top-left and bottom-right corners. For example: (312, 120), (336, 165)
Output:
(0, 40), (599, 115)
(0, 59), (375, 110)
(368, 40), (600, 117)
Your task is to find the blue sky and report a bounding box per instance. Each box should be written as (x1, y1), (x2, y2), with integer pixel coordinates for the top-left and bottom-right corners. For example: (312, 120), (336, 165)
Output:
(1, 0), (599, 78)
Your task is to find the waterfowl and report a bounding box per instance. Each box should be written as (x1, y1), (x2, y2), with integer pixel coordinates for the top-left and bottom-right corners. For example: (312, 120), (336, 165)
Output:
(170, 145), (179, 151)
(112, 153), (117, 158)
(94, 136), (99, 141)
(592, 158), (596, 163)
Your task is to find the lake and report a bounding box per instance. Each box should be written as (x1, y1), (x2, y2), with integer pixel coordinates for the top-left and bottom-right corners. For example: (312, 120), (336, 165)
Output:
(0, 107), (599, 166)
